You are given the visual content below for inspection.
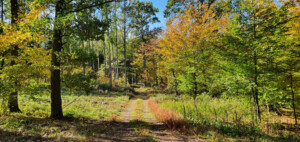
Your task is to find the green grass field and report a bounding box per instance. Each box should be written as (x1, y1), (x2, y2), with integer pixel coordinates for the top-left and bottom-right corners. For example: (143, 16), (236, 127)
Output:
(0, 91), (129, 141)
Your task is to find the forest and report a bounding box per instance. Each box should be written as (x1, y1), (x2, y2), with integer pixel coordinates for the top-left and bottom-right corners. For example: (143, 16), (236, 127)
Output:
(0, 0), (299, 141)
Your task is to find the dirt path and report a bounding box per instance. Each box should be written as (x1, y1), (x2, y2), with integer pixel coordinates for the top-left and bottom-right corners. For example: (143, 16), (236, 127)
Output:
(95, 90), (198, 142)
(122, 99), (136, 122)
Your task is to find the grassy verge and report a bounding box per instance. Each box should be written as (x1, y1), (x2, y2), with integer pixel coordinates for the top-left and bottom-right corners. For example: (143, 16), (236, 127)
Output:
(152, 94), (300, 141)
(0, 91), (129, 141)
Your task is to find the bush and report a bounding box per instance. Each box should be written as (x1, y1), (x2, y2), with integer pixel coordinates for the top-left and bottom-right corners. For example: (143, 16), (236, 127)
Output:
(98, 83), (112, 91)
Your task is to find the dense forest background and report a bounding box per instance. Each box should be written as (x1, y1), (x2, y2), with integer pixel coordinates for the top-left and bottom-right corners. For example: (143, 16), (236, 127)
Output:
(0, 0), (299, 141)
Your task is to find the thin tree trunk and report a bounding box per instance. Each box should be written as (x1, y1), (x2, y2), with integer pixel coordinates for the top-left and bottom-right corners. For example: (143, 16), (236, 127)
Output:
(8, 0), (21, 113)
(50, 0), (64, 119)
(108, 28), (112, 87)
(172, 69), (179, 96)
(193, 72), (197, 100)
(0, 0), (4, 70)
(82, 42), (86, 75)
(290, 72), (297, 125)
(112, 33), (115, 81)
(123, 1), (127, 87)
(0, 0), (3, 33)
(103, 40), (107, 75)
(115, 1), (119, 80)
(252, 0), (261, 122)
(254, 51), (261, 122)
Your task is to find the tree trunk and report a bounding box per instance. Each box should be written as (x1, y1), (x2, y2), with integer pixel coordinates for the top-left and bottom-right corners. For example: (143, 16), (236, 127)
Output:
(123, 1), (127, 88)
(0, 0), (3, 33)
(0, 0), (4, 70)
(290, 72), (297, 125)
(193, 72), (197, 100)
(108, 28), (112, 87)
(8, 0), (21, 113)
(82, 42), (86, 75)
(252, 2), (261, 122)
(172, 69), (179, 96)
(115, 1), (119, 80)
(253, 51), (261, 122)
(103, 40), (107, 75)
(50, 0), (64, 119)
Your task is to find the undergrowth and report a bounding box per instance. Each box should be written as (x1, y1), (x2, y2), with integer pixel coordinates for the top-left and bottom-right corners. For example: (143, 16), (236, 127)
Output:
(152, 94), (300, 141)
(147, 99), (187, 133)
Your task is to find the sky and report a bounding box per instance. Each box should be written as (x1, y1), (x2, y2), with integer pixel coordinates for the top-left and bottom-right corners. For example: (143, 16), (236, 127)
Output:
(140, 0), (168, 29)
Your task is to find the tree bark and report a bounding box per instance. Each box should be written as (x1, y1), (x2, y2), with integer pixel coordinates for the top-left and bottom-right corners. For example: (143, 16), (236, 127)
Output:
(50, 0), (64, 119)
(8, 0), (21, 113)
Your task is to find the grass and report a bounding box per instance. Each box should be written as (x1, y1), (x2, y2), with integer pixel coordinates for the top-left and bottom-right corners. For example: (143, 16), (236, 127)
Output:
(152, 93), (300, 141)
(0, 90), (129, 141)
(147, 99), (187, 133)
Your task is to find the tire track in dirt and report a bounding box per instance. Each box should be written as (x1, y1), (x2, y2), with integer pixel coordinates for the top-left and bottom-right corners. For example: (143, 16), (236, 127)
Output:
(122, 99), (136, 122)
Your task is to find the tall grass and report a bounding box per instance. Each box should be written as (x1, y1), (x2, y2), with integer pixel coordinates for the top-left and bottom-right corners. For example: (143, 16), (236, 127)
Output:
(148, 100), (186, 132)
(152, 94), (300, 141)
(0, 91), (129, 120)
(153, 94), (252, 124)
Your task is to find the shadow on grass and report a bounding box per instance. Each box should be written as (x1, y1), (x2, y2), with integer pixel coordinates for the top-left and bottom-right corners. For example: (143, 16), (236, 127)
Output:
(0, 115), (178, 142)
(192, 121), (300, 142)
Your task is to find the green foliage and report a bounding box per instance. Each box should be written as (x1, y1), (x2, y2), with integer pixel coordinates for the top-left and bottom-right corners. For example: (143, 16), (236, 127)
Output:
(63, 71), (97, 95)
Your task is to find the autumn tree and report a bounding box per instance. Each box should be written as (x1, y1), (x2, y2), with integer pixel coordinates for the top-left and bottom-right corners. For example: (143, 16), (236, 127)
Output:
(159, 2), (228, 99)
(0, 1), (50, 113)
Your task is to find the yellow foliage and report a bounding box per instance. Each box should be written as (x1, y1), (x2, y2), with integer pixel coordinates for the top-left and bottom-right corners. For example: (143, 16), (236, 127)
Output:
(0, 1), (50, 83)
(158, 3), (229, 81)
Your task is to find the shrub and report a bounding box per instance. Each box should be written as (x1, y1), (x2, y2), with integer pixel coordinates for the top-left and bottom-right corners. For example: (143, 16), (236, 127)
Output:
(147, 100), (187, 132)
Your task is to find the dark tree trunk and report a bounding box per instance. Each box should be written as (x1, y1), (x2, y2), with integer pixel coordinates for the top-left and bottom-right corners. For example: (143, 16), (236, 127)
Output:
(193, 72), (197, 100)
(50, 0), (64, 119)
(172, 69), (179, 96)
(0, 0), (3, 33)
(1, 0), (4, 70)
(253, 51), (261, 122)
(8, 0), (21, 113)
(252, 5), (261, 122)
